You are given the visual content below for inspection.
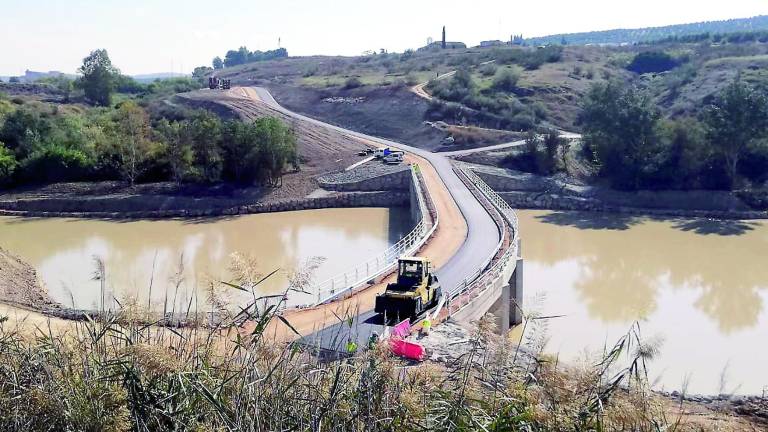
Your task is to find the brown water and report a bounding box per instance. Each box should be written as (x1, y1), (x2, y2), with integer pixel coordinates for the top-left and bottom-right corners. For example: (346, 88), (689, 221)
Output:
(517, 210), (768, 395)
(0, 208), (410, 311)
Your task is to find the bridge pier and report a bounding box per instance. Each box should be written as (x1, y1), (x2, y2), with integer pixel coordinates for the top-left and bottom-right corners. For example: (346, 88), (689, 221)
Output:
(500, 259), (524, 331)
(501, 241), (524, 332)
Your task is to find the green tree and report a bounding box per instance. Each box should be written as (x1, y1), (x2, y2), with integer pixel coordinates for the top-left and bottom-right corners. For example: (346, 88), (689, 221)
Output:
(221, 117), (296, 185)
(0, 108), (51, 159)
(580, 81), (664, 189)
(19, 145), (92, 183)
(703, 78), (768, 189)
(212, 57), (224, 70)
(0, 143), (17, 185)
(656, 119), (711, 189)
(77, 49), (119, 106)
(627, 51), (679, 74)
(224, 47), (250, 67)
(185, 111), (223, 182)
(256, 117), (297, 186)
(112, 101), (151, 184)
(156, 119), (194, 183)
(192, 66), (213, 86)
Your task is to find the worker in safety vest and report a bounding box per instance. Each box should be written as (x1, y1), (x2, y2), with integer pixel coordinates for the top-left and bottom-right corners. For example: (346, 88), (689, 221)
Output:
(368, 332), (379, 350)
(421, 317), (432, 336)
(345, 339), (358, 355)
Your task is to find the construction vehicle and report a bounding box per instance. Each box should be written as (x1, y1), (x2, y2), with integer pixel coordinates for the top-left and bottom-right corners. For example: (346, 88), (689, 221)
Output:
(374, 257), (441, 321)
(208, 77), (231, 90)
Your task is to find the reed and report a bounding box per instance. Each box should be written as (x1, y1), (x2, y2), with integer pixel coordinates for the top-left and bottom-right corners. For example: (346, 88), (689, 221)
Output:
(0, 258), (685, 431)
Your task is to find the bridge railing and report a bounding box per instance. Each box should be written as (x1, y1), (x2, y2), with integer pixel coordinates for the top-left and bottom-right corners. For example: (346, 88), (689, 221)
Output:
(446, 165), (520, 317)
(305, 164), (438, 306)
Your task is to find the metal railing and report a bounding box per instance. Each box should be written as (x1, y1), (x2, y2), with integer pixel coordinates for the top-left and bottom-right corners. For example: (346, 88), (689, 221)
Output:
(446, 165), (520, 316)
(304, 165), (439, 306)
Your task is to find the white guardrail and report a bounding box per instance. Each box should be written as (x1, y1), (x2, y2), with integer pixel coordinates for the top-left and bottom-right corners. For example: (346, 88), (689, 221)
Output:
(446, 166), (520, 316)
(305, 164), (438, 306)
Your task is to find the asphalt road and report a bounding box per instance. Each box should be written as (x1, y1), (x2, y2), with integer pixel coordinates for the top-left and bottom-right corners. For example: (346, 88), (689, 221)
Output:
(252, 87), (501, 352)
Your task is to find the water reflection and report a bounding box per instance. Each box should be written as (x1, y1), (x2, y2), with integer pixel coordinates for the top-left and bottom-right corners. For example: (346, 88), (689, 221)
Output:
(0, 208), (410, 311)
(519, 210), (768, 394)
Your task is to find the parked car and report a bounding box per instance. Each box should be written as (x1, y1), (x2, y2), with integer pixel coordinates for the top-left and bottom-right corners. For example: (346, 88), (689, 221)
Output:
(383, 153), (403, 164)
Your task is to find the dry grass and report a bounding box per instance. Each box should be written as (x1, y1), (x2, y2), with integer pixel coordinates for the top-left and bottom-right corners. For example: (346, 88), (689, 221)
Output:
(0, 257), (751, 431)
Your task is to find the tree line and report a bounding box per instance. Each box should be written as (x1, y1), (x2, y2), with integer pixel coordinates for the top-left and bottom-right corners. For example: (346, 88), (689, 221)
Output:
(0, 49), (298, 188)
(0, 97), (297, 187)
(579, 77), (768, 190)
(212, 47), (288, 70)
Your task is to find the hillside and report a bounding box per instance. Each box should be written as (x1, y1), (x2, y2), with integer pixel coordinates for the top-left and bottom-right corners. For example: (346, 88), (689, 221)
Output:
(525, 15), (768, 46)
(211, 37), (768, 147)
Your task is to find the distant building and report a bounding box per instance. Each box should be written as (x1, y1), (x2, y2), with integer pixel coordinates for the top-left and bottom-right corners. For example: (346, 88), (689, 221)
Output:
(479, 40), (504, 48)
(20, 70), (67, 83)
(418, 26), (466, 51)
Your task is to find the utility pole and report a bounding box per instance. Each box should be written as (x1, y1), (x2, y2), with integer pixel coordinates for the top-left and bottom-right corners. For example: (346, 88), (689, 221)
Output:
(442, 26), (446, 49)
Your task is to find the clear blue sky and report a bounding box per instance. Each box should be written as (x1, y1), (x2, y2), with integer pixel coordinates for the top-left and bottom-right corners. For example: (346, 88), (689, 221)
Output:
(1, 0), (766, 76)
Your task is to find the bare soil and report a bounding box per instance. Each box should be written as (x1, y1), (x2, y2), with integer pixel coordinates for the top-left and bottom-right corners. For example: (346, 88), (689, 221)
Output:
(0, 247), (58, 310)
(266, 83), (449, 150)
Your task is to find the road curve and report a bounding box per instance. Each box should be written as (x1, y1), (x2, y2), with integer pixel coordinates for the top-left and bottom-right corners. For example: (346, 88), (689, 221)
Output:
(246, 87), (500, 351)
(252, 87), (500, 294)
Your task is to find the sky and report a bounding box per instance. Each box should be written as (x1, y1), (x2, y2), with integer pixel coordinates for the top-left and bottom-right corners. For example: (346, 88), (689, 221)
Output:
(1, 0), (766, 76)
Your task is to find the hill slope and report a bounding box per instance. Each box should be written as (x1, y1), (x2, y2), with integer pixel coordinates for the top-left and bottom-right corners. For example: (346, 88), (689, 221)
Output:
(525, 15), (768, 46)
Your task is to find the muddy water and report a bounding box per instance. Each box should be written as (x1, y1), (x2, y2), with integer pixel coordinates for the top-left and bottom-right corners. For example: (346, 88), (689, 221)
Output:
(516, 210), (768, 395)
(0, 208), (410, 311)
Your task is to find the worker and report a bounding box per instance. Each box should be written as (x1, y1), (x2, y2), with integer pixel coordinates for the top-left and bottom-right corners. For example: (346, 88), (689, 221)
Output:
(345, 338), (358, 355)
(421, 317), (432, 336)
(368, 332), (380, 350)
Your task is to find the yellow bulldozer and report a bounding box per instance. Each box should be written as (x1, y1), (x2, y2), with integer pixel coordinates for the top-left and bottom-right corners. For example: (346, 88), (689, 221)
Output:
(374, 257), (441, 321)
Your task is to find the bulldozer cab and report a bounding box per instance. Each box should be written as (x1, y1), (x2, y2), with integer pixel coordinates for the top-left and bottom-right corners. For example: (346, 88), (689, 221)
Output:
(391, 258), (428, 291)
(374, 256), (441, 320)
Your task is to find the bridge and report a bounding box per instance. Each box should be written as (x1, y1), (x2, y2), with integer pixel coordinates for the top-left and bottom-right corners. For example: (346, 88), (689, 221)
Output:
(216, 87), (524, 351)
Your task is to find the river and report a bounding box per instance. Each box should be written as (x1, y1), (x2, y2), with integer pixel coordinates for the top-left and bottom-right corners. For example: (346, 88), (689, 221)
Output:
(515, 210), (768, 395)
(0, 207), (410, 312)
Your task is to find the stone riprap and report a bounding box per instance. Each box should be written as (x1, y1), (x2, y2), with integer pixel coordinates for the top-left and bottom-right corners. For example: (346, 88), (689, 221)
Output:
(465, 163), (768, 219)
(318, 163), (411, 192)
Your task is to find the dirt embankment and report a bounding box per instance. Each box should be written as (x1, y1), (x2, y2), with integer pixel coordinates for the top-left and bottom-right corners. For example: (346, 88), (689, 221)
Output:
(0, 247), (58, 311)
(265, 83), (449, 150)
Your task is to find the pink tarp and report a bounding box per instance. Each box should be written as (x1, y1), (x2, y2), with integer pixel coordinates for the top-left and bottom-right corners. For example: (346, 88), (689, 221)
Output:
(392, 319), (411, 339)
(388, 319), (425, 361)
(390, 340), (426, 361)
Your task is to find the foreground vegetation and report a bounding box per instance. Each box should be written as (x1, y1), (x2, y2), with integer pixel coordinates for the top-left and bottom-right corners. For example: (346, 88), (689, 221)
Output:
(0, 298), (687, 432)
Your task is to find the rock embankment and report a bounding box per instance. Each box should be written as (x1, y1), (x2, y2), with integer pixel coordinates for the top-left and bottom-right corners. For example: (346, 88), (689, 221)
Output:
(318, 164), (411, 191)
(0, 247), (59, 311)
(0, 191), (408, 219)
(465, 163), (768, 220)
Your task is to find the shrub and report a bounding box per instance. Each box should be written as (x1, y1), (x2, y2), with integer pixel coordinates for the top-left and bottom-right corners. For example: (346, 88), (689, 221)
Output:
(627, 51), (679, 74)
(479, 63), (498, 77)
(344, 77), (363, 89)
(404, 73), (420, 86)
(0, 143), (17, 185)
(492, 67), (521, 91)
(19, 145), (92, 183)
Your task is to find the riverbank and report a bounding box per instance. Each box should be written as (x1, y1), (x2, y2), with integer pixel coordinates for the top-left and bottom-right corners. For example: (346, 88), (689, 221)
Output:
(0, 162), (415, 219)
(463, 163), (768, 220)
(0, 247), (59, 312)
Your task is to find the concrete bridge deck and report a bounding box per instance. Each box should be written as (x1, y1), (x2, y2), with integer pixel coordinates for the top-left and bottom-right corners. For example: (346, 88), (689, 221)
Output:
(218, 87), (510, 348)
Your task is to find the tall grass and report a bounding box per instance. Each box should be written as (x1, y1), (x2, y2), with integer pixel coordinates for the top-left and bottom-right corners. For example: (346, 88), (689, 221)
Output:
(0, 258), (682, 431)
